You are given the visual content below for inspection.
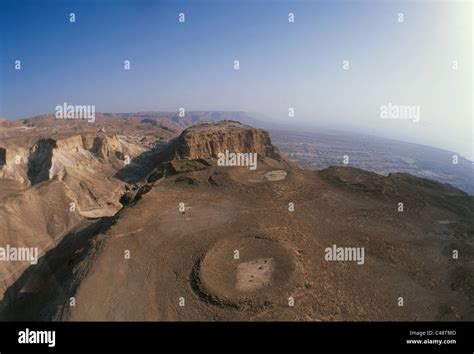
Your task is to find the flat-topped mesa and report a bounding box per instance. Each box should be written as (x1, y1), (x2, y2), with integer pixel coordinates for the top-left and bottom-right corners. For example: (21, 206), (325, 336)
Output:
(168, 120), (284, 161)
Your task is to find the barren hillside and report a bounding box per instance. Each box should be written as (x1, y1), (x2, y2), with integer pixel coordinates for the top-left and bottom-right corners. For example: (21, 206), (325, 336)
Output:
(1, 121), (472, 321)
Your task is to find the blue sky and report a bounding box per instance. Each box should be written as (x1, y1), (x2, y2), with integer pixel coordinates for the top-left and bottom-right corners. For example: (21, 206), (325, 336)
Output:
(0, 0), (472, 159)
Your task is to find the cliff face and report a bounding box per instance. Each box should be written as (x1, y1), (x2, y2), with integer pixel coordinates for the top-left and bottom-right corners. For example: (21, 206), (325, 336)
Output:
(170, 121), (283, 161)
(2, 133), (144, 184)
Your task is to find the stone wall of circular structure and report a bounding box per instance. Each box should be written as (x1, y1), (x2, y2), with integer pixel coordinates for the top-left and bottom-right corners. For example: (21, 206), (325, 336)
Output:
(191, 237), (295, 311)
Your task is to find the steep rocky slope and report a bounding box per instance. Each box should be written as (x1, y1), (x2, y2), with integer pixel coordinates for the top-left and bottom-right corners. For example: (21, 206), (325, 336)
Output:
(0, 120), (173, 301)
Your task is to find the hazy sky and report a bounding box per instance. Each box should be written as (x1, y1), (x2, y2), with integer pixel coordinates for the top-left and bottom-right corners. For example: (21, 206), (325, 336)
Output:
(0, 0), (472, 159)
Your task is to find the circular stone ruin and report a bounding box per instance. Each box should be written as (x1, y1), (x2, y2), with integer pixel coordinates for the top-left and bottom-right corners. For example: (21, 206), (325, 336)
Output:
(264, 170), (287, 181)
(192, 237), (295, 309)
(247, 169), (288, 183)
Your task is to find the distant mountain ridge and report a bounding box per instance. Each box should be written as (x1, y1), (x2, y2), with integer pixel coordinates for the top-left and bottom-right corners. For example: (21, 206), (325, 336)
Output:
(5, 111), (473, 195)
